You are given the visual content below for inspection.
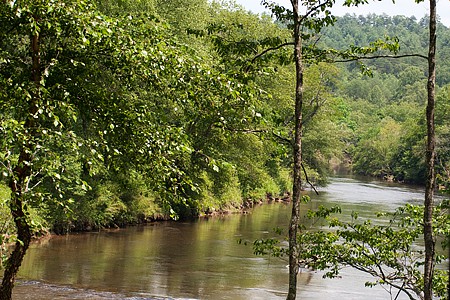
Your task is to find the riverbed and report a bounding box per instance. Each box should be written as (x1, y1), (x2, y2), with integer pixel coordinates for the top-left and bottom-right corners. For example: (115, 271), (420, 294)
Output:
(12, 176), (434, 299)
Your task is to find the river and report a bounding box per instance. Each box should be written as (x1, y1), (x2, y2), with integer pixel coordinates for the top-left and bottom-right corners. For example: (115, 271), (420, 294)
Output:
(12, 176), (437, 299)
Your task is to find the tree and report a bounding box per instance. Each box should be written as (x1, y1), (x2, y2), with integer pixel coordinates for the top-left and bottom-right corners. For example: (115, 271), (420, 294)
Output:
(0, 0), (202, 297)
(0, 1), (75, 296)
(306, 4), (442, 296)
(1, 0), (275, 269)
(207, 1), (401, 298)
(259, 1), (338, 298)
(435, 85), (450, 190)
(423, 0), (437, 298)
(252, 0), (444, 298)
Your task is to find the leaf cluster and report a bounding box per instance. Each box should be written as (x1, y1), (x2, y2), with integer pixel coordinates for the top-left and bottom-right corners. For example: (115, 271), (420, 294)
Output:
(254, 201), (450, 299)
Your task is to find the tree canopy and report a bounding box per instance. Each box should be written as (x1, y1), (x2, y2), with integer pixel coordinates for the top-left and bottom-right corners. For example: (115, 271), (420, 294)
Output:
(0, 0), (449, 299)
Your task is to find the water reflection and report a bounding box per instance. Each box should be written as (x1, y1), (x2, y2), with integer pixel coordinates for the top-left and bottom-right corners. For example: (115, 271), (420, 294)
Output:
(14, 177), (432, 299)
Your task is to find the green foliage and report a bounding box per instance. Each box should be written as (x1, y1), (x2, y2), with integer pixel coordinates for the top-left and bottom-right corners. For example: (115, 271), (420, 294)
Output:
(0, 0), (189, 227)
(202, 2), (291, 74)
(436, 84), (450, 189)
(0, 184), (13, 269)
(352, 117), (403, 177)
(0, 0), (447, 297)
(0, 182), (48, 269)
(94, 0), (156, 16)
(156, 0), (209, 34)
(346, 81), (449, 184)
(390, 117), (427, 183)
(0, 0), (447, 237)
(312, 14), (450, 183)
(1, 0), (287, 230)
(254, 201), (450, 299)
(253, 61), (347, 184)
(196, 168), (242, 214)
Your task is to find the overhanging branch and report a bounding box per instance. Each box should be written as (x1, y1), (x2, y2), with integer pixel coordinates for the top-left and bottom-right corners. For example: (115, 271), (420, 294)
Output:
(251, 42), (294, 64)
(222, 125), (293, 145)
(272, 131), (292, 145)
(334, 53), (428, 62)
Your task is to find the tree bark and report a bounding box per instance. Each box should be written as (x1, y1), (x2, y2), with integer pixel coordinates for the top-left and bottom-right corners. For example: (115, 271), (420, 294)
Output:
(423, 0), (436, 299)
(287, 0), (303, 299)
(0, 194), (32, 300)
(0, 18), (40, 300)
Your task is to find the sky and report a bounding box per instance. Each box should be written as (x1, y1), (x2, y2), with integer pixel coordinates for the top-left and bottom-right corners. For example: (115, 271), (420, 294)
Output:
(234, 0), (450, 27)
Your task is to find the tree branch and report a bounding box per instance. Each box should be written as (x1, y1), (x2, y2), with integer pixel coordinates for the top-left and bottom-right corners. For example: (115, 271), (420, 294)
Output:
(272, 131), (292, 145)
(222, 126), (294, 145)
(224, 127), (266, 134)
(334, 53), (428, 62)
(301, 163), (319, 195)
(298, 0), (333, 25)
(251, 42), (294, 64)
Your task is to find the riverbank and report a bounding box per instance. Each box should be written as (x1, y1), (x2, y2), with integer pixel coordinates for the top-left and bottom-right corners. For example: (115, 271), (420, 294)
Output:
(0, 183), (292, 247)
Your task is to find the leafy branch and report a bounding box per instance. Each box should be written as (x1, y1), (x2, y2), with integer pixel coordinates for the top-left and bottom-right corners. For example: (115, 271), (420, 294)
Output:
(254, 201), (450, 299)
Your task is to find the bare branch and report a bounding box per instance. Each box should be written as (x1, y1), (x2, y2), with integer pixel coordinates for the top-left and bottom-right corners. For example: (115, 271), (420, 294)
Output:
(224, 127), (266, 134)
(27, 179), (42, 192)
(272, 131), (292, 145)
(251, 42), (294, 64)
(222, 126), (294, 145)
(301, 104), (320, 127)
(299, 0), (333, 25)
(394, 282), (406, 300)
(334, 53), (428, 63)
(301, 163), (319, 195)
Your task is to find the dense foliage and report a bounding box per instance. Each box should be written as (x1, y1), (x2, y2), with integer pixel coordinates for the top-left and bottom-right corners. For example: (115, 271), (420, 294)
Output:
(321, 14), (450, 186)
(0, 0), (449, 299)
(0, 0), (447, 237)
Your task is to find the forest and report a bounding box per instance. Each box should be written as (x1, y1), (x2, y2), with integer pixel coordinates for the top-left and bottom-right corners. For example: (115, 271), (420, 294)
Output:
(0, 0), (449, 299)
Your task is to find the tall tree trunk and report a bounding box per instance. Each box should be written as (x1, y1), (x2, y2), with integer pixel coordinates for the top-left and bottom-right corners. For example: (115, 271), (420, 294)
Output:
(423, 0), (436, 299)
(0, 19), (40, 300)
(287, 1), (303, 299)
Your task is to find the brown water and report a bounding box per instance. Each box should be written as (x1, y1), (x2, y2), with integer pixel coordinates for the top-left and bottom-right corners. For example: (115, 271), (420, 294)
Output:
(12, 176), (433, 299)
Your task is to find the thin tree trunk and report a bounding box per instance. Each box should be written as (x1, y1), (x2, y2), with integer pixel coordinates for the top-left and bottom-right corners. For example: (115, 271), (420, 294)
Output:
(423, 0), (436, 299)
(0, 195), (32, 300)
(287, 0), (303, 299)
(0, 18), (40, 300)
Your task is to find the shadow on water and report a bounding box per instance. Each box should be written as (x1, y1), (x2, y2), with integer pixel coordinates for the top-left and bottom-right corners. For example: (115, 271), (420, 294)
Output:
(12, 176), (440, 300)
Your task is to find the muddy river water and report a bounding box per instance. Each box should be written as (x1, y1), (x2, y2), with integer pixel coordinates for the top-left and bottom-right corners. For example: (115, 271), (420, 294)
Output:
(13, 176), (440, 299)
